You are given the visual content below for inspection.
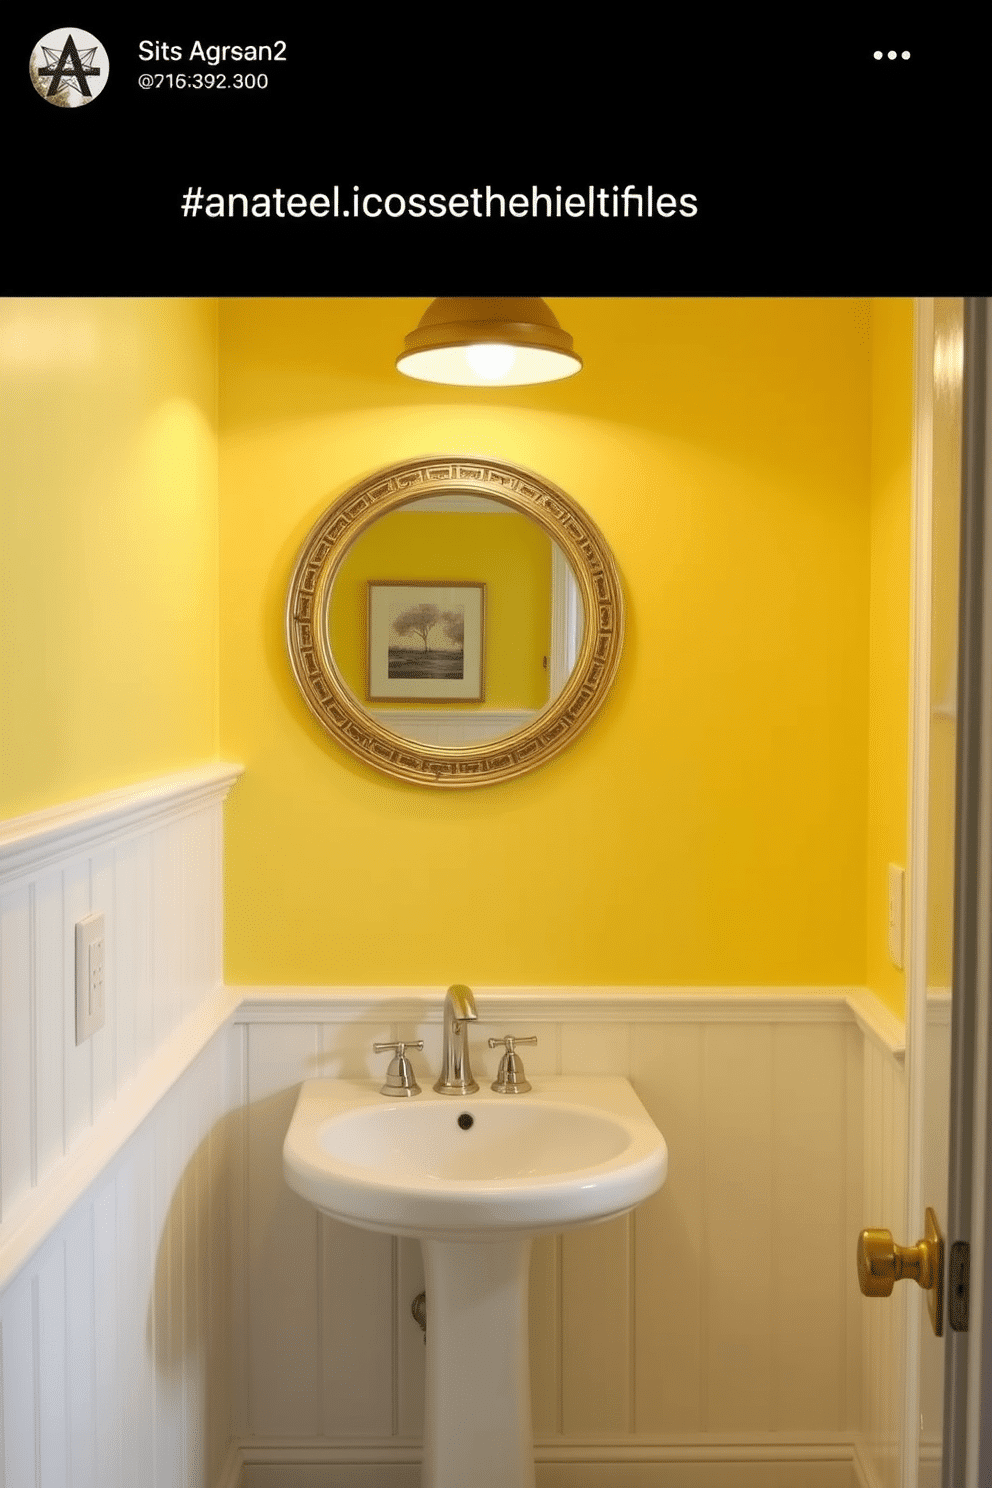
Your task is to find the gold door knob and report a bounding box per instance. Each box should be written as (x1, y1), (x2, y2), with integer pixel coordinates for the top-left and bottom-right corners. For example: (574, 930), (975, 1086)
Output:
(857, 1206), (944, 1335)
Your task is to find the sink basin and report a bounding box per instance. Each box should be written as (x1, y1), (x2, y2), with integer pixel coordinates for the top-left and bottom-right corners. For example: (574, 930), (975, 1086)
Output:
(283, 1075), (667, 1240)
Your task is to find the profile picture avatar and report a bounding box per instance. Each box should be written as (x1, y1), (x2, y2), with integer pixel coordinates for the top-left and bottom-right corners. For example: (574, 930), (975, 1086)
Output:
(30, 28), (108, 106)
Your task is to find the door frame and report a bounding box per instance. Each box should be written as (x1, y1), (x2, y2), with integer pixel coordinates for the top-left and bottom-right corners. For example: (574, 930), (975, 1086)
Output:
(903, 297), (992, 1488)
(901, 294), (937, 1488)
(942, 297), (992, 1486)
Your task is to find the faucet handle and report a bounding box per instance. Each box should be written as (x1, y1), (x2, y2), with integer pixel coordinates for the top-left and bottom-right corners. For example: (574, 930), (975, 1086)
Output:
(373, 1040), (424, 1097)
(487, 1035), (538, 1094)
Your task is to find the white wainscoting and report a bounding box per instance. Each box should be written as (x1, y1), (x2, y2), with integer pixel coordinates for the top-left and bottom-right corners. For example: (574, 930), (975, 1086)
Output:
(0, 1027), (240, 1488)
(0, 765), (243, 1488)
(0, 768), (911, 1488)
(0, 763), (243, 1279)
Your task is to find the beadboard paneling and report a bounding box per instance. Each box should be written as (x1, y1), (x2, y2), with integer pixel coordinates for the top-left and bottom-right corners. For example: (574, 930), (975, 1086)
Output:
(0, 1030), (237, 1488)
(247, 1023), (322, 1437)
(0, 766), (241, 1488)
(0, 767), (241, 1246)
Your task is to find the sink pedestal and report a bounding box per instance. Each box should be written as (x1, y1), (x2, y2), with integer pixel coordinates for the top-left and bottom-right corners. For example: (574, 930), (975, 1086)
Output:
(421, 1236), (534, 1488)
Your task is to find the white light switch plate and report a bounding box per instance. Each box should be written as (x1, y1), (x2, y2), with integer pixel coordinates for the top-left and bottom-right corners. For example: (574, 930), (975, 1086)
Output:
(75, 911), (106, 1043)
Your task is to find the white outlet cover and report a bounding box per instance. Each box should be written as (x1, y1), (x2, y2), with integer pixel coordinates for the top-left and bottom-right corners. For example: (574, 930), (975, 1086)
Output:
(75, 911), (106, 1044)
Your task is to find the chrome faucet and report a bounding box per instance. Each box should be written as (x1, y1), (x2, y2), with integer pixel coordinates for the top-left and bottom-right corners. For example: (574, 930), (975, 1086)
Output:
(433, 984), (479, 1094)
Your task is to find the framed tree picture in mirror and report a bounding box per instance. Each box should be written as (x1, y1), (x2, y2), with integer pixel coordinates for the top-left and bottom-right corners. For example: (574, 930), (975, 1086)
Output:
(367, 581), (486, 702)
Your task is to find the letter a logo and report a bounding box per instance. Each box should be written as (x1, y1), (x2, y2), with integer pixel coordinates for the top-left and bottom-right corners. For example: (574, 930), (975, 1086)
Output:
(30, 28), (109, 107)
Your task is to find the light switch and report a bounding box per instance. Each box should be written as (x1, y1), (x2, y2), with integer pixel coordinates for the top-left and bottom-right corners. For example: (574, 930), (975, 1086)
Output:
(75, 911), (106, 1043)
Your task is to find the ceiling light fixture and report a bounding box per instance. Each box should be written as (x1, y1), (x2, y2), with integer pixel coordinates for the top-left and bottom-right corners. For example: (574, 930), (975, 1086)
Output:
(396, 297), (582, 386)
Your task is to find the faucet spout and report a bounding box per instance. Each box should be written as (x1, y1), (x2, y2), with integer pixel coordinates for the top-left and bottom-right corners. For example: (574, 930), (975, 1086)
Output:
(433, 984), (479, 1094)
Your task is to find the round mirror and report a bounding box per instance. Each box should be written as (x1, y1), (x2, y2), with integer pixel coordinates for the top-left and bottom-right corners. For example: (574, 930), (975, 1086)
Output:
(286, 456), (624, 787)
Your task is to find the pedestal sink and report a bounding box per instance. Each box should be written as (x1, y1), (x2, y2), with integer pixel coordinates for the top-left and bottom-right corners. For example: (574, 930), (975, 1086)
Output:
(283, 1077), (668, 1488)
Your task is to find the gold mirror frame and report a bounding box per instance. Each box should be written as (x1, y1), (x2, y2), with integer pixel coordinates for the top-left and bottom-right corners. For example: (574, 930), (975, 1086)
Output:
(286, 455), (625, 787)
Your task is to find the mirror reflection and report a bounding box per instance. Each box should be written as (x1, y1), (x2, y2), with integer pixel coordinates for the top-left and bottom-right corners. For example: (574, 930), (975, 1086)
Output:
(327, 494), (585, 746)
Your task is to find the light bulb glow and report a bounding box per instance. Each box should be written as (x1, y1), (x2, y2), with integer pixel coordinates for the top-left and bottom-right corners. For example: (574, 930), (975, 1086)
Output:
(397, 346), (581, 386)
(464, 343), (517, 380)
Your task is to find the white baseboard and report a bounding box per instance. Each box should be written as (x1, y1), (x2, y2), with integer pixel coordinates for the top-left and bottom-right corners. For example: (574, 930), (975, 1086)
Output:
(229, 1437), (861, 1488)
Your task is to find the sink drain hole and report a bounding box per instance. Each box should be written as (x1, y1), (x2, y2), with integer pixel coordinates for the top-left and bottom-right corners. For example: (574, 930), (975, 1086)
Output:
(457, 1113), (474, 1130)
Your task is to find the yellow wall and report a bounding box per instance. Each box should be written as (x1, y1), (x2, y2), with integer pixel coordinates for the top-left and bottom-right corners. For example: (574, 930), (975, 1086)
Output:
(0, 299), (219, 816)
(331, 509), (551, 710)
(865, 301), (914, 1017)
(219, 299), (874, 987)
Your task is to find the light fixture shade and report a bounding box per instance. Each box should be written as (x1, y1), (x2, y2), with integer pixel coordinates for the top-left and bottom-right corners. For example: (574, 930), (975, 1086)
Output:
(396, 297), (582, 386)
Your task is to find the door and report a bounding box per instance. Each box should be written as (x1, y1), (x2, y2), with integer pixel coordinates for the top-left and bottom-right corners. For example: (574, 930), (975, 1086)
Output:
(898, 298), (992, 1486)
